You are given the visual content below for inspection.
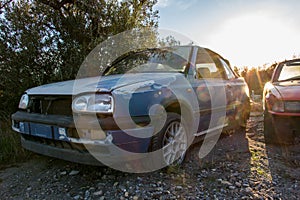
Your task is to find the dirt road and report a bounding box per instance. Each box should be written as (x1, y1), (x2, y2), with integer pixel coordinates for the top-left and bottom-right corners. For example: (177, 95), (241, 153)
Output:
(0, 110), (299, 199)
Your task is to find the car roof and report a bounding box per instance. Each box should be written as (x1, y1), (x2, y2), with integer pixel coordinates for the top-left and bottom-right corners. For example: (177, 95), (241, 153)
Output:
(271, 58), (300, 82)
(280, 58), (300, 65)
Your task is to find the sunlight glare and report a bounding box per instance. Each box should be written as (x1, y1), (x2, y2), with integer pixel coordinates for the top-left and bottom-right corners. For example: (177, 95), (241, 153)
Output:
(209, 13), (300, 68)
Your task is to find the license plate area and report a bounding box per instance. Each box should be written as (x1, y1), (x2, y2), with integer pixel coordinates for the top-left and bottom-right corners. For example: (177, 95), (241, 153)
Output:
(30, 123), (53, 139)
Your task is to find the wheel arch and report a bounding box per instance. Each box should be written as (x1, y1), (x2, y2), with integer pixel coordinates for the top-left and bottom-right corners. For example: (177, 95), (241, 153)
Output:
(163, 99), (197, 134)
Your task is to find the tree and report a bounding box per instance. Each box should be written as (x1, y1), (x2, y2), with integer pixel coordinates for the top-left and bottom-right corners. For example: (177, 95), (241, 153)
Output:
(158, 35), (181, 47)
(0, 0), (159, 119)
(240, 66), (248, 78)
(233, 66), (240, 76)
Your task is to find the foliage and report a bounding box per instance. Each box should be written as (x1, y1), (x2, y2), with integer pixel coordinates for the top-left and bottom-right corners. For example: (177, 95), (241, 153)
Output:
(240, 64), (277, 95)
(158, 35), (181, 47)
(0, 0), (159, 119)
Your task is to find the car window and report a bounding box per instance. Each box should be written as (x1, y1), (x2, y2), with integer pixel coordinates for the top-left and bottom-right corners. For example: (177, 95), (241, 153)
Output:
(277, 64), (300, 81)
(194, 48), (225, 79)
(104, 47), (191, 76)
(219, 57), (236, 79)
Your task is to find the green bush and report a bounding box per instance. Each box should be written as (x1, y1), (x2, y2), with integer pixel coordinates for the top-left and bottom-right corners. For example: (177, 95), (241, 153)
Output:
(0, 0), (159, 121)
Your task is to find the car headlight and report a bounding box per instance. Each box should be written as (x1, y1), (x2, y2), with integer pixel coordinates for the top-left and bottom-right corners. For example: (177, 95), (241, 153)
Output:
(265, 93), (284, 112)
(18, 94), (29, 109)
(72, 94), (114, 113)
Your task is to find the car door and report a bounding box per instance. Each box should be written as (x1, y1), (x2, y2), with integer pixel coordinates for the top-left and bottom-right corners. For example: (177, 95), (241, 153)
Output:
(188, 47), (228, 135)
(218, 56), (248, 125)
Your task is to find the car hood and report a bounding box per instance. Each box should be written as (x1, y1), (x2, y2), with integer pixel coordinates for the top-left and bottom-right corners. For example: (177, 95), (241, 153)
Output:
(26, 73), (183, 96)
(274, 81), (300, 100)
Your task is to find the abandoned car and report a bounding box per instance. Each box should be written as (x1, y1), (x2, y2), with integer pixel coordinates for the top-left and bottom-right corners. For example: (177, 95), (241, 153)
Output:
(263, 59), (300, 144)
(12, 46), (250, 169)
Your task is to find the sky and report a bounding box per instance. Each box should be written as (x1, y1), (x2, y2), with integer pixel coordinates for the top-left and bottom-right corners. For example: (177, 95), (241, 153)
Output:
(154, 0), (300, 68)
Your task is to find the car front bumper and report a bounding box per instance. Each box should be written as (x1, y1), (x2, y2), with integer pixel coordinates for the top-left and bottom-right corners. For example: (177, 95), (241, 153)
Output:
(12, 111), (154, 166)
(269, 113), (300, 141)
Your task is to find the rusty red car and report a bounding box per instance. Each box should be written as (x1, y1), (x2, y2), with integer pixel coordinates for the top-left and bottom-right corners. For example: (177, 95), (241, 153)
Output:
(263, 59), (300, 144)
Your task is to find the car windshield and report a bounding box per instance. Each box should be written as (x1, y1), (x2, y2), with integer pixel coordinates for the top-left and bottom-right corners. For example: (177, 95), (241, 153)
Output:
(104, 47), (191, 76)
(277, 63), (300, 82)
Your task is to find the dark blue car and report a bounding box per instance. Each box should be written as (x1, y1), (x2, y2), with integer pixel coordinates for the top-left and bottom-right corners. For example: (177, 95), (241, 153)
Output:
(12, 46), (250, 171)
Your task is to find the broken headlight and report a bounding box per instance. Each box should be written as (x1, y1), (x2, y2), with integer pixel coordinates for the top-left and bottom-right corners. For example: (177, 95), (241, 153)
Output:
(72, 94), (114, 114)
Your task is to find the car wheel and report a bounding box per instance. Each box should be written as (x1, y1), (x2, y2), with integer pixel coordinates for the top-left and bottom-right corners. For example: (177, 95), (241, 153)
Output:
(264, 110), (295, 144)
(264, 109), (276, 144)
(229, 100), (249, 134)
(239, 100), (250, 129)
(151, 113), (188, 166)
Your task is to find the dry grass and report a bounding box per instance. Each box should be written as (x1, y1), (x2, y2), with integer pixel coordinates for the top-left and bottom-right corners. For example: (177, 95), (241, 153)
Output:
(0, 121), (31, 165)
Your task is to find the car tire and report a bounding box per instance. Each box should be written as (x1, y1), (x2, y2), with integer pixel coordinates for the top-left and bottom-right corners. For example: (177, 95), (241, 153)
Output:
(151, 112), (188, 166)
(264, 111), (295, 144)
(230, 100), (249, 134)
(264, 109), (276, 144)
(239, 99), (250, 129)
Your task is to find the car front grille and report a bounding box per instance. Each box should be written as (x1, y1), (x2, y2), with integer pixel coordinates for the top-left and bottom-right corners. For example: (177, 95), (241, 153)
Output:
(28, 96), (72, 116)
(22, 134), (88, 152)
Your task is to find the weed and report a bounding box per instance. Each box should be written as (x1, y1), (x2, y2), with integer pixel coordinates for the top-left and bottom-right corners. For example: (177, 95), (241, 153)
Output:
(0, 121), (31, 165)
(165, 164), (182, 174)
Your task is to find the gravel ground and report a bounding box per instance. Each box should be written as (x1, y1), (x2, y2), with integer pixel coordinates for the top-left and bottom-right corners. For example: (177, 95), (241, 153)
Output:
(0, 107), (299, 199)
